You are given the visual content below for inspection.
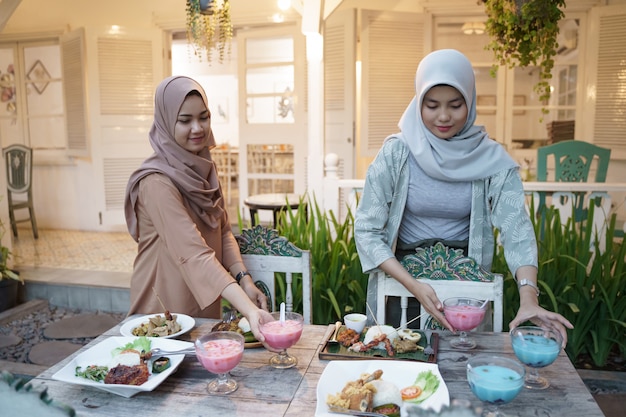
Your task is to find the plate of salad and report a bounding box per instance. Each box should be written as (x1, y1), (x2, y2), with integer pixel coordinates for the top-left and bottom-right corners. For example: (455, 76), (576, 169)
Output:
(51, 336), (192, 397)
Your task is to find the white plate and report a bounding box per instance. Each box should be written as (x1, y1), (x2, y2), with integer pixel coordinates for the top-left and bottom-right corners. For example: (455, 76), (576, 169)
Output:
(51, 336), (192, 398)
(119, 314), (195, 339)
(315, 360), (450, 417)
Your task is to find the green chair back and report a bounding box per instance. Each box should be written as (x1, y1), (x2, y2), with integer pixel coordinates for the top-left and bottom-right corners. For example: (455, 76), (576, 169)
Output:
(536, 140), (610, 183)
(535, 140), (611, 223)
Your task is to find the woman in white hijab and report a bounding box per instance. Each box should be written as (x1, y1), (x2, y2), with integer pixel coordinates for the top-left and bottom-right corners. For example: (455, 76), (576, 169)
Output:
(355, 49), (572, 345)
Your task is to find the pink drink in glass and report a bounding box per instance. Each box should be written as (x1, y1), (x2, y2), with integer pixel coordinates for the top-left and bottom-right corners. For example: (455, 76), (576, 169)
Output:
(196, 338), (244, 374)
(261, 319), (303, 350)
(195, 331), (245, 395)
(260, 311), (304, 369)
(443, 297), (488, 350)
(444, 303), (486, 331)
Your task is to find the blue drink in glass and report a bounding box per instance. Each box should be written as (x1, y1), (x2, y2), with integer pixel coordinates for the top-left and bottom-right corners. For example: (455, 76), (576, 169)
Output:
(512, 333), (560, 367)
(467, 355), (525, 417)
(510, 326), (563, 390)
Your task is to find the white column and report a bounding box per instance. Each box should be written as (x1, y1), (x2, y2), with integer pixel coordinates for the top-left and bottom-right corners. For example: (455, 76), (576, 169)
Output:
(305, 33), (324, 205)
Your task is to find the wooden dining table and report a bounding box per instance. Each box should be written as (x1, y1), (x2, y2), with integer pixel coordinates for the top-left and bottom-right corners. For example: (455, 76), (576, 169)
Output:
(28, 318), (605, 417)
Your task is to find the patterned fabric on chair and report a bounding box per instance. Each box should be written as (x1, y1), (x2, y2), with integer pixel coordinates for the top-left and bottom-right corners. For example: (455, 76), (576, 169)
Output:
(236, 225), (313, 324)
(375, 242), (503, 331)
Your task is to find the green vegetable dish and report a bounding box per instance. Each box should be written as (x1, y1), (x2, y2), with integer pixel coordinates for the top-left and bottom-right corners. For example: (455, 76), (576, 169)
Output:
(404, 370), (440, 404)
(75, 365), (108, 382)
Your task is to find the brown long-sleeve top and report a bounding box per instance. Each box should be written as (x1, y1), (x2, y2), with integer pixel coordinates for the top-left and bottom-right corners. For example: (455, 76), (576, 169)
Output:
(127, 173), (244, 318)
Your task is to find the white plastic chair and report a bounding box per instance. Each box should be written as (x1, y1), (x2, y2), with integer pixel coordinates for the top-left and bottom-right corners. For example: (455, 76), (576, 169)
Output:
(237, 225), (313, 324)
(375, 242), (503, 331)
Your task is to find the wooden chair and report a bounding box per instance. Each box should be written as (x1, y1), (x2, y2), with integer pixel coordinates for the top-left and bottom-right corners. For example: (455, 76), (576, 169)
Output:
(2, 144), (38, 239)
(236, 225), (312, 324)
(211, 145), (238, 205)
(374, 242), (503, 331)
(534, 140), (612, 246)
(535, 140), (611, 219)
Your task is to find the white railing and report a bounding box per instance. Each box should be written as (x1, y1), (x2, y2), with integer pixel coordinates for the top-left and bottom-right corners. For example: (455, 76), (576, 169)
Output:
(323, 153), (365, 222)
(322, 153), (626, 250)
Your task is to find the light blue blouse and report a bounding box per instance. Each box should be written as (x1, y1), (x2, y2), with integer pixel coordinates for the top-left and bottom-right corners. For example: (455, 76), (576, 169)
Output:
(354, 136), (538, 278)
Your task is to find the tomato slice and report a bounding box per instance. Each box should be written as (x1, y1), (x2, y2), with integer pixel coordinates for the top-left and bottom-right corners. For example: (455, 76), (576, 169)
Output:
(401, 385), (423, 400)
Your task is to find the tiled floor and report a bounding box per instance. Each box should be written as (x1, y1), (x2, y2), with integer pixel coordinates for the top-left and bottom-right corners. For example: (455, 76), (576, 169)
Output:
(12, 228), (136, 274)
(10, 228), (136, 312)
(10, 181), (242, 280)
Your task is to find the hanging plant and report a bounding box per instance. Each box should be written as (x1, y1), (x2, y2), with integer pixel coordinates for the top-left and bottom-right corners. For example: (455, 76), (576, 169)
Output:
(186, 0), (234, 64)
(483, 0), (566, 114)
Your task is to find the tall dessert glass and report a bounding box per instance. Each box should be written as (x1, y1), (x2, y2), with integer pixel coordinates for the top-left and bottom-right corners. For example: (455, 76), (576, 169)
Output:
(467, 355), (525, 417)
(443, 297), (487, 350)
(259, 311), (304, 369)
(510, 325), (562, 389)
(195, 331), (245, 394)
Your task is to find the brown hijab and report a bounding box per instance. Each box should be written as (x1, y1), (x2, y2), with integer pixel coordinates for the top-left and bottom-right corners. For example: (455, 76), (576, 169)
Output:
(125, 76), (223, 241)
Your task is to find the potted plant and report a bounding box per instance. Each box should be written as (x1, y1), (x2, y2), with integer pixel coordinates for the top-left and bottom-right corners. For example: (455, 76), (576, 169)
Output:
(186, 0), (233, 64)
(0, 220), (22, 313)
(482, 0), (566, 114)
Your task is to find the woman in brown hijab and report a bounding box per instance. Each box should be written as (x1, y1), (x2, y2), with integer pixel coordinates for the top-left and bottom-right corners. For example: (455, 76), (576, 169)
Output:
(125, 76), (273, 342)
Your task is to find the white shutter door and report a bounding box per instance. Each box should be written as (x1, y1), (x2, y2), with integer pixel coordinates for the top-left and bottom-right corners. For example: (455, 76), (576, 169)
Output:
(361, 11), (424, 156)
(324, 9), (356, 179)
(587, 5), (626, 156)
(61, 28), (89, 157)
(95, 29), (163, 228)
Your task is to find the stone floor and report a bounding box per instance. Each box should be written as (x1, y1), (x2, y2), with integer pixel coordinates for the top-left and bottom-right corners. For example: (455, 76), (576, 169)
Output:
(0, 299), (124, 377)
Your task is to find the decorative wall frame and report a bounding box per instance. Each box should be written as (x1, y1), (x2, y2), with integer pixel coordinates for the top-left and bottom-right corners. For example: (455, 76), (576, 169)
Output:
(27, 60), (51, 95)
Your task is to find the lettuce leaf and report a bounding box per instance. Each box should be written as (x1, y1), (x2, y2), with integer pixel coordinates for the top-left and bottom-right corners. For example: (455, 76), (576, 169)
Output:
(405, 370), (440, 404)
(111, 337), (152, 357)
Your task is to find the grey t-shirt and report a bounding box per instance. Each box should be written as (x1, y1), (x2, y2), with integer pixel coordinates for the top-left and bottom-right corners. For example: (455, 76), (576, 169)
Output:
(398, 154), (472, 244)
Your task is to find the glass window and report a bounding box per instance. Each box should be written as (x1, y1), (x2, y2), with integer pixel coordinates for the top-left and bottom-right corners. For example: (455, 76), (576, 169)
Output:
(246, 37), (293, 64)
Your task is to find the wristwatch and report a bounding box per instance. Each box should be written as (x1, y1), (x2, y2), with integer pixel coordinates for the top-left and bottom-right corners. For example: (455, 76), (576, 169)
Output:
(518, 279), (540, 297)
(235, 271), (252, 285)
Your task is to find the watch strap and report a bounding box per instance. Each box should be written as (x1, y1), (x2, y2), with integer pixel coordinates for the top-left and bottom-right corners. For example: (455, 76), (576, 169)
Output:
(518, 279), (540, 297)
(235, 270), (252, 285)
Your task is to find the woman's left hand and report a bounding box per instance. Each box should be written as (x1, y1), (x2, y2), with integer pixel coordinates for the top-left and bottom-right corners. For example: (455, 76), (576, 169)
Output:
(240, 277), (269, 311)
(509, 302), (573, 348)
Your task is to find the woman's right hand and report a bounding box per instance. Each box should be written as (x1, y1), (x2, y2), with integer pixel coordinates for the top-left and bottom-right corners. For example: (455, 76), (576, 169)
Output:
(380, 258), (455, 332)
(412, 281), (454, 332)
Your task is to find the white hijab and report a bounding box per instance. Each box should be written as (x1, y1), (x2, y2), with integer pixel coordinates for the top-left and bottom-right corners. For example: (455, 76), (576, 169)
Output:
(397, 49), (517, 182)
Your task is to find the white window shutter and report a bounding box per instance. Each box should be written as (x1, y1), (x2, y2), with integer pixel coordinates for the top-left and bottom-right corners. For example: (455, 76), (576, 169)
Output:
(361, 11), (424, 156)
(592, 7), (626, 151)
(324, 8), (356, 179)
(61, 28), (89, 157)
(103, 158), (145, 210)
(97, 38), (153, 116)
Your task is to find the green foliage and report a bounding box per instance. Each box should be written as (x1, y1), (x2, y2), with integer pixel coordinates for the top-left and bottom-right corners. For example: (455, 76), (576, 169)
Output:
(483, 0), (565, 114)
(492, 203), (626, 368)
(274, 196), (369, 324)
(186, 0), (233, 64)
(0, 371), (76, 416)
(0, 216), (21, 282)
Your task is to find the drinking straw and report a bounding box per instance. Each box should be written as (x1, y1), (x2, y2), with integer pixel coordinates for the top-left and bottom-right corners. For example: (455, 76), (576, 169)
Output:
(280, 302), (286, 323)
